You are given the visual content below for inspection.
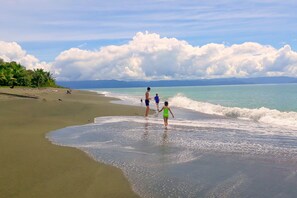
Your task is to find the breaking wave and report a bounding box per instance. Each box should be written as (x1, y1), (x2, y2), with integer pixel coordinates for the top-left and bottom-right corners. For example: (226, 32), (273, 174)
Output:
(169, 94), (297, 130)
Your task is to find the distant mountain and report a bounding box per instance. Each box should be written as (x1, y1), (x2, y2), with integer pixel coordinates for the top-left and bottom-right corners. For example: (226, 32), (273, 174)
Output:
(57, 76), (297, 89)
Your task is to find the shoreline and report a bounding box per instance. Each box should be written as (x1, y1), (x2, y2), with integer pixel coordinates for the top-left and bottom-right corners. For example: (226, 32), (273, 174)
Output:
(0, 87), (147, 198)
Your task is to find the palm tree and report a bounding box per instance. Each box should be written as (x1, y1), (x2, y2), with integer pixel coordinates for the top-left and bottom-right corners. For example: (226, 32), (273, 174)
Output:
(0, 72), (7, 86)
(32, 69), (47, 88)
(0, 60), (57, 88)
(0, 61), (6, 86)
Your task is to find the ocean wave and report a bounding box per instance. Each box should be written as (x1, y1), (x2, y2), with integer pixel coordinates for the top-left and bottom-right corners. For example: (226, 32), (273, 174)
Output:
(169, 94), (297, 129)
(98, 91), (110, 95)
(93, 90), (297, 130)
(95, 90), (142, 105)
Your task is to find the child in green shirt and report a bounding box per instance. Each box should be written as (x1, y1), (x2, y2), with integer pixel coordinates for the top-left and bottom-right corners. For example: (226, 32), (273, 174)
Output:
(158, 101), (174, 127)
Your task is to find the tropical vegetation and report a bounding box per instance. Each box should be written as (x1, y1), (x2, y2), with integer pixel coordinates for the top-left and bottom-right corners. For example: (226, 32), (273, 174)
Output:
(0, 59), (58, 87)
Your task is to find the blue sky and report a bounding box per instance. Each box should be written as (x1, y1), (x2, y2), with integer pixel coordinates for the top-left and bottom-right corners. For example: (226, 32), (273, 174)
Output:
(1, 0), (297, 62)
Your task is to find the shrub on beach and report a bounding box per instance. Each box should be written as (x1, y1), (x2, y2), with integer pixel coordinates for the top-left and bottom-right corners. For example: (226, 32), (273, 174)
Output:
(0, 58), (58, 88)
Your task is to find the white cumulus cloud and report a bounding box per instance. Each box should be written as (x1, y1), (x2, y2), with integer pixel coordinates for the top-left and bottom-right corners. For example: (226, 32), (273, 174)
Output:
(53, 32), (297, 81)
(1, 32), (297, 81)
(0, 41), (53, 72)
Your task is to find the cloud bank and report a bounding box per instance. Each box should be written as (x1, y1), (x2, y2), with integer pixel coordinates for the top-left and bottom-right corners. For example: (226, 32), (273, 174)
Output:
(1, 32), (297, 81)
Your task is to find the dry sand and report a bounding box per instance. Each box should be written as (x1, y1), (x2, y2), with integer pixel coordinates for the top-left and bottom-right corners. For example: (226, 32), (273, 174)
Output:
(0, 87), (147, 198)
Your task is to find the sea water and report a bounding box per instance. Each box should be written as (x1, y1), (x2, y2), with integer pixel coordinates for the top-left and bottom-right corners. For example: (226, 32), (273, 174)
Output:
(48, 84), (297, 197)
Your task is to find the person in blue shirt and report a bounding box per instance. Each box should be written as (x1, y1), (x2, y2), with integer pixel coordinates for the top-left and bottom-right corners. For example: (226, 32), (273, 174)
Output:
(154, 93), (160, 111)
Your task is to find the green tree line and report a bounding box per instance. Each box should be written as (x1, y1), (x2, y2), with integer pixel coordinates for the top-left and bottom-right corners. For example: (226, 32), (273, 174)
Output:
(0, 59), (58, 88)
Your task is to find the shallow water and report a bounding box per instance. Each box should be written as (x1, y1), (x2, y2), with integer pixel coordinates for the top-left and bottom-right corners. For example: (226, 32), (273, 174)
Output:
(48, 109), (297, 198)
(93, 84), (297, 130)
(94, 84), (297, 112)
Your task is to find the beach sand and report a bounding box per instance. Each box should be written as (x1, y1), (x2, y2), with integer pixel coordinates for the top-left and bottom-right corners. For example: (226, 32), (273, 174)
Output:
(0, 87), (146, 198)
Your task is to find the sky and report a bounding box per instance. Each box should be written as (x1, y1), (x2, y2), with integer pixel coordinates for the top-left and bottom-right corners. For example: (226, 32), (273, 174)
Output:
(0, 0), (297, 81)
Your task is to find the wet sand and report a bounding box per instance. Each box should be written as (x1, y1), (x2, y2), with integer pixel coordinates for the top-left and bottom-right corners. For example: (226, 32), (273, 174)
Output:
(0, 87), (147, 198)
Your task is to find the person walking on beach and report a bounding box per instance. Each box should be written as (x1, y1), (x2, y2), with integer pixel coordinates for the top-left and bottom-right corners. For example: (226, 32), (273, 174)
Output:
(154, 93), (160, 111)
(159, 101), (174, 128)
(145, 87), (151, 117)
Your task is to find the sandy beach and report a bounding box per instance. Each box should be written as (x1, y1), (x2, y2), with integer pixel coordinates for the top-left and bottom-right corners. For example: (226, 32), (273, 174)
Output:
(0, 87), (145, 198)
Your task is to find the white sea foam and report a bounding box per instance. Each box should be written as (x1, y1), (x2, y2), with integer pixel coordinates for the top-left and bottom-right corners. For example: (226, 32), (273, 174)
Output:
(169, 94), (297, 130)
(94, 116), (297, 138)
